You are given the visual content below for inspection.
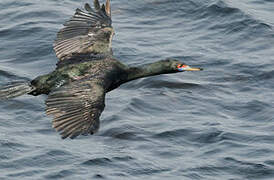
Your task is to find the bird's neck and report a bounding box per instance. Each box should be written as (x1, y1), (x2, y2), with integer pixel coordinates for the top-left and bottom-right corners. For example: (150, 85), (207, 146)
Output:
(125, 61), (175, 83)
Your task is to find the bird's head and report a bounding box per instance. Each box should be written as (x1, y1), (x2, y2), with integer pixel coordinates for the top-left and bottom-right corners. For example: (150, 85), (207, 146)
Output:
(163, 59), (203, 73)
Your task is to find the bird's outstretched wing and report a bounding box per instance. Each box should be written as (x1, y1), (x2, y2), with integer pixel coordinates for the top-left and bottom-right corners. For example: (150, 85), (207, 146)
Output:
(54, 0), (113, 61)
(45, 78), (106, 139)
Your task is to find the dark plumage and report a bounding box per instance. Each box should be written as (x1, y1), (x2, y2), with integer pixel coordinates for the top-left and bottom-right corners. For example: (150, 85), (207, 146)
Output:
(0, 0), (202, 139)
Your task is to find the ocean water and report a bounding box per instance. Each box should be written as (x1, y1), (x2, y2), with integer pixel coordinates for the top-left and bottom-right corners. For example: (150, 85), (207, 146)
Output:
(0, 0), (274, 179)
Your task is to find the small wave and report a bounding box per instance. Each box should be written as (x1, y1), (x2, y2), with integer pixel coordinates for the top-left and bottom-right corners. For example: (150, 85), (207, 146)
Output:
(265, 160), (274, 166)
(82, 157), (112, 166)
(82, 156), (134, 166)
(193, 0), (241, 21)
(8, 170), (44, 178)
(153, 128), (195, 138)
(44, 169), (74, 179)
(153, 128), (224, 145)
(35, 128), (54, 135)
(153, 127), (274, 147)
(210, 19), (271, 35)
(0, 139), (27, 149)
(100, 126), (148, 141)
(140, 80), (203, 89)
(188, 160), (273, 179)
(206, 1), (240, 16)
(255, 70), (274, 81)
(128, 167), (170, 176)
(46, 150), (72, 156)
(1, 149), (74, 173)
(196, 0), (272, 40)
(92, 174), (105, 179)
(120, 96), (166, 115)
(0, 70), (23, 81)
(221, 157), (274, 179)
(210, 62), (274, 83)
(1, 1), (33, 9)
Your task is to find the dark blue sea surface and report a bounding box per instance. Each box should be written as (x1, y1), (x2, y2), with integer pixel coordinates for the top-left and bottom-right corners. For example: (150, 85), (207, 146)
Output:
(1, 0), (274, 179)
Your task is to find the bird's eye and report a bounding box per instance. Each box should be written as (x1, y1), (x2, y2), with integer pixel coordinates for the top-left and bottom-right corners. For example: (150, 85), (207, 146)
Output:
(177, 64), (182, 68)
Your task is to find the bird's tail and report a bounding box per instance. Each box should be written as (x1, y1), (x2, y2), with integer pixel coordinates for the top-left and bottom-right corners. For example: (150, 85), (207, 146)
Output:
(0, 81), (35, 100)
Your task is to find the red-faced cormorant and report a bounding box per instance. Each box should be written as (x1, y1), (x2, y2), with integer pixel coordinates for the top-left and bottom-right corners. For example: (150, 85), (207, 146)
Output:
(0, 0), (202, 139)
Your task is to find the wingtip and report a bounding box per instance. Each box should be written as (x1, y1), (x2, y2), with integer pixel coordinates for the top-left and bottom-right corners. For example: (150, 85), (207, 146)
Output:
(94, 0), (100, 11)
(105, 0), (111, 17)
(84, 3), (92, 12)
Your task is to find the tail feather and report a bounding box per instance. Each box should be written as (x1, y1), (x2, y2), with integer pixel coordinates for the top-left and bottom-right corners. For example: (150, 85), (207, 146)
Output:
(0, 81), (34, 100)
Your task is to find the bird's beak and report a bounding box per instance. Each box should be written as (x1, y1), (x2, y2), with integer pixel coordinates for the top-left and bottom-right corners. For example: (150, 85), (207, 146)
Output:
(184, 65), (203, 71)
(178, 65), (203, 71)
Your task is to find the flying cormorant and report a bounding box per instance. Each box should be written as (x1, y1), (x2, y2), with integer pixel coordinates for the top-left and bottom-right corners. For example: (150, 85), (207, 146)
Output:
(0, 0), (202, 139)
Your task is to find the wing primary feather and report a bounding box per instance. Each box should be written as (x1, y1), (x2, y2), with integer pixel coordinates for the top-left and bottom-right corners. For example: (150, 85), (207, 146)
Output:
(56, 44), (82, 57)
(54, 42), (80, 52)
(53, 108), (83, 119)
(106, 0), (111, 17)
(54, 41), (77, 50)
(75, 9), (101, 20)
(46, 97), (77, 104)
(55, 44), (81, 58)
(71, 14), (95, 21)
(85, 3), (93, 12)
(54, 116), (82, 127)
(54, 44), (79, 56)
(94, 0), (101, 11)
(68, 18), (93, 24)
(54, 118), (83, 132)
(54, 38), (81, 47)
(59, 119), (86, 133)
(75, 10), (103, 21)
(47, 106), (79, 116)
(73, 12), (101, 20)
(69, 131), (83, 139)
(68, 19), (97, 25)
(58, 27), (90, 35)
(46, 108), (61, 115)
(54, 108), (83, 118)
(101, 4), (106, 14)
(46, 103), (78, 112)
(61, 122), (85, 139)
(55, 40), (81, 48)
